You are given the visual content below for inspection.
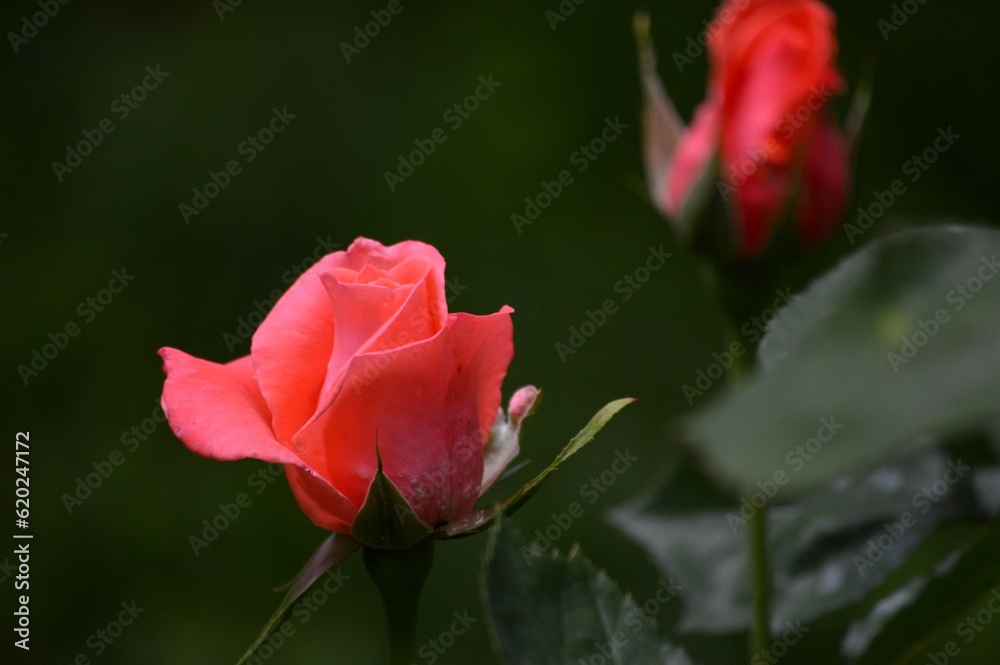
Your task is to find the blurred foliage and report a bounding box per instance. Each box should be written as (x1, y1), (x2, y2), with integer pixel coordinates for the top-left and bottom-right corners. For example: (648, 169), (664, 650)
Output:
(3, 1), (999, 663)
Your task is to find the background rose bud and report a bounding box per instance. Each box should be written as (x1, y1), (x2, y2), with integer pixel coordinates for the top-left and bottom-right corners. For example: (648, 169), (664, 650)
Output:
(160, 238), (532, 544)
(643, 0), (850, 259)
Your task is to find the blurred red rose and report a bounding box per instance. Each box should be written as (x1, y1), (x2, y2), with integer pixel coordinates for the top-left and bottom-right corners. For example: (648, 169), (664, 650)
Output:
(650, 0), (849, 258)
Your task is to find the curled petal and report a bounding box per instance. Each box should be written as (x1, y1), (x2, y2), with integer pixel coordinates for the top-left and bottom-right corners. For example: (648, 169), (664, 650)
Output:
(285, 465), (357, 534)
(159, 349), (300, 466)
(251, 253), (342, 444)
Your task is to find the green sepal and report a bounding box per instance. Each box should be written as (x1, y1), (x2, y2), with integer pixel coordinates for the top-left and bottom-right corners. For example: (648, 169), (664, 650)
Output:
(351, 444), (433, 549)
(634, 12), (719, 248)
(236, 532), (360, 665)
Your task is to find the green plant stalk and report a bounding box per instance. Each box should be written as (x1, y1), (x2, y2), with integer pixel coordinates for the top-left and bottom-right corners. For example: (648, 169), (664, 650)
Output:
(730, 345), (772, 659)
(709, 262), (773, 661)
(748, 502), (771, 658)
(363, 538), (434, 665)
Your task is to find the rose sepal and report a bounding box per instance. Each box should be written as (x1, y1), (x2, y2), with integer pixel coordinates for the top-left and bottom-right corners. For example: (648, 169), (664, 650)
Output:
(635, 13), (726, 254)
(235, 532), (361, 665)
(350, 443), (434, 550)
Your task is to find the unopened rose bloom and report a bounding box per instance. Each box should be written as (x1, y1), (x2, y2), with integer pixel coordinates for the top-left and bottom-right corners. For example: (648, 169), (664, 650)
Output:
(644, 0), (850, 259)
(160, 238), (536, 547)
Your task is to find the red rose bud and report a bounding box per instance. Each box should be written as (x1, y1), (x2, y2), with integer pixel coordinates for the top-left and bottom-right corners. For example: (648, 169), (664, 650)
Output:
(639, 0), (851, 260)
(160, 237), (537, 548)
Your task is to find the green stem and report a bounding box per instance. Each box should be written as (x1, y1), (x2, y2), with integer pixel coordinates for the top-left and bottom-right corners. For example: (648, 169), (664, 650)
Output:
(710, 262), (773, 662)
(731, 345), (772, 659)
(363, 538), (434, 665)
(748, 505), (771, 659)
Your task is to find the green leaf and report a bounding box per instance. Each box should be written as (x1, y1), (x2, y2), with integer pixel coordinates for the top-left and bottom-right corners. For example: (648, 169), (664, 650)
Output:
(505, 398), (635, 515)
(844, 57), (875, 163)
(611, 450), (979, 634)
(351, 445), (432, 549)
(854, 520), (1000, 664)
(439, 398), (635, 537)
(689, 225), (1000, 495)
(842, 520), (984, 661)
(483, 521), (694, 665)
(236, 532), (361, 665)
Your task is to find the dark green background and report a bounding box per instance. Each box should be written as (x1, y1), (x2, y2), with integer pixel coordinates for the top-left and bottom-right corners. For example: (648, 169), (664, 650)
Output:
(3, 1), (997, 663)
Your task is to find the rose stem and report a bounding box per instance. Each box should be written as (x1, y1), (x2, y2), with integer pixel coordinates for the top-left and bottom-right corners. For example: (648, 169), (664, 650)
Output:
(709, 262), (774, 662)
(363, 537), (434, 665)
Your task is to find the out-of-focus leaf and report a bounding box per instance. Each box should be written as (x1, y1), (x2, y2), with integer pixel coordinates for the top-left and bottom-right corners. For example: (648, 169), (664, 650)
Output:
(842, 548), (962, 660)
(690, 226), (1000, 495)
(611, 450), (977, 634)
(854, 520), (1000, 664)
